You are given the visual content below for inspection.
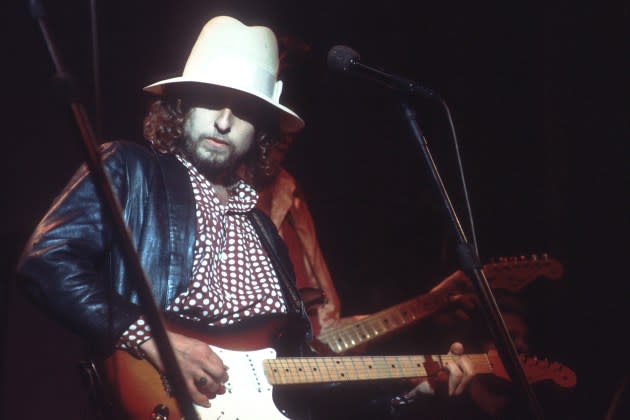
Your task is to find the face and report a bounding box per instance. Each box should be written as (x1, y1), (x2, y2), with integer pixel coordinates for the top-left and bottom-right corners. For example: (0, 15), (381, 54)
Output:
(180, 105), (256, 176)
(267, 133), (294, 178)
(483, 312), (530, 354)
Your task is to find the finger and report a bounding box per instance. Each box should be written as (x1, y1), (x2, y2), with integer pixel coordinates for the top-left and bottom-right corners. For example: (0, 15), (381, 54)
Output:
(444, 342), (466, 396)
(202, 362), (229, 386)
(194, 374), (224, 398)
(204, 351), (230, 384)
(446, 342), (474, 395)
(453, 356), (474, 395)
(454, 308), (471, 321)
(405, 380), (435, 399)
(187, 378), (211, 407)
(448, 341), (465, 356)
(448, 270), (472, 290)
(459, 294), (478, 310)
(443, 359), (464, 396)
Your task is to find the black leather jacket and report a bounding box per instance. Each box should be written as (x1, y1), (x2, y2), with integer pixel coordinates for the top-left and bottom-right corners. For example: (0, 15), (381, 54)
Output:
(17, 141), (305, 352)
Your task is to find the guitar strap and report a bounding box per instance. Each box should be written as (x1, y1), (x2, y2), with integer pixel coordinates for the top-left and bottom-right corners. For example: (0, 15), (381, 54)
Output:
(248, 209), (313, 342)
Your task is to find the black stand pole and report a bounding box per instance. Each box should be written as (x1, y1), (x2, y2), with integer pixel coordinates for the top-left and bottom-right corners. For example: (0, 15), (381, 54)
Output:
(29, 1), (199, 419)
(400, 100), (545, 420)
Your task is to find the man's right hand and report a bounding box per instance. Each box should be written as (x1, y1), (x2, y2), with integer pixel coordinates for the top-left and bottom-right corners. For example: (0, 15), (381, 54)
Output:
(140, 331), (229, 407)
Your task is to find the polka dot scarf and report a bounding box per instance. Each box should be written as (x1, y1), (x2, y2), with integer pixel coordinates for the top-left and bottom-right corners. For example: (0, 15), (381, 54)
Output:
(118, 156), (287, 356)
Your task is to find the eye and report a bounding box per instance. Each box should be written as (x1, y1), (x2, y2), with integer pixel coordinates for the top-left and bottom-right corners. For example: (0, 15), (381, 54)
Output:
(232, 105), (262, 125)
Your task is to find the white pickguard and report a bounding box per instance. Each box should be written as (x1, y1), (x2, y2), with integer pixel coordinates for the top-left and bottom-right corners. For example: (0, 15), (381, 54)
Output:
(193, 346), (289, 420)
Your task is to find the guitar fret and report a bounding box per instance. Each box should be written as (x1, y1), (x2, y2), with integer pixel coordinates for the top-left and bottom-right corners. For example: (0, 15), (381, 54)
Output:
(108, 330), (574, 418)
(346, 328), (360, 346)
(389, 311), (404, 327)
(421, 295), (445, 313)
(407, 301), (423, 319)
(332, 336), (346, 353)
(264, 355), (437, 384)
(400, 306), (416, 321)
(316, 256), (563, 354)
(353, 324), (370, 343)
(398, 306), (413, 321)
(318, 294), (449, 354)
(379, 313), (394, 330)
(334, 338), (345, 353)
(325, 321), (377, 352)
(365, 319), (382, 336)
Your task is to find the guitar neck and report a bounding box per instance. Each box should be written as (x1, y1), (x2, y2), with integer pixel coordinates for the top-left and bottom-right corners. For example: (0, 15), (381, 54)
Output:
(264, 351), (577, 388)
(102, 306), (574, 419)
(316, 256), (563, 354)
(317, 291), (451, 353)
(264, 353), (492, 385)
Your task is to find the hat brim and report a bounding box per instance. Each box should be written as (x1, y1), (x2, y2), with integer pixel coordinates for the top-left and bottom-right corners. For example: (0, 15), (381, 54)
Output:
(143, 78), (304, 133)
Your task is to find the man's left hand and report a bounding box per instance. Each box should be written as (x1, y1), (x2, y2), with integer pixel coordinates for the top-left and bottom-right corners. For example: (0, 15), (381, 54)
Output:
(404, 341), (474, 398)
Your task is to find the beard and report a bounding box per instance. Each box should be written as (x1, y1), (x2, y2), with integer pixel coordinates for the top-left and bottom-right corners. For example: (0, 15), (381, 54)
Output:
(180, 133), (251, 178)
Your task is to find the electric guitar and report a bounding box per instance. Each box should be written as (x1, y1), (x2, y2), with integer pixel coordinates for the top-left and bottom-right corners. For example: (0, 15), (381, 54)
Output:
(103, 313), (575, 420)
(315, 255), (564, 354)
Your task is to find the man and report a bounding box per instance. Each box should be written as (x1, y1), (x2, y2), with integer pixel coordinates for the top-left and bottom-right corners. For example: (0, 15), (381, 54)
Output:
(250, 132), (341, 338)
(17, 15), (472, 418)
(253, 148), (577, 419)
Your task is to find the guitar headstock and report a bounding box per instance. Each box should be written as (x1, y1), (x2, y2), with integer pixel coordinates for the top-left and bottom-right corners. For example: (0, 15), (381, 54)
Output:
(483, 254), (564, 292)
(486, 350), (577, 389)
(519, 354), (577, 389)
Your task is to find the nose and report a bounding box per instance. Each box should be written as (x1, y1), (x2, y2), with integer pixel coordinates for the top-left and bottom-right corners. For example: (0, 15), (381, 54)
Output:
(214, 108), (233, 134)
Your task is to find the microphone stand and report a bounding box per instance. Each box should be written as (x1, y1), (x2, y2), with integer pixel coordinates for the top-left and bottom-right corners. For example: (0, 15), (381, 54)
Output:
(28, 1), (199, 419)
(399, 99), (545, 420)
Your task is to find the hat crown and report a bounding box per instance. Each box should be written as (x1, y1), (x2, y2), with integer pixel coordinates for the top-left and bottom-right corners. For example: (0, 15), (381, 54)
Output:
(143, 16), (304, 132)
(182, 16), (280, 102)
(186, 16), (278, 74)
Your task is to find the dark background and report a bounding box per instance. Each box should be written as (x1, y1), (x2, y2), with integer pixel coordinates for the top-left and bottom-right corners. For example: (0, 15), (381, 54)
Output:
(2, 0), (627, 418)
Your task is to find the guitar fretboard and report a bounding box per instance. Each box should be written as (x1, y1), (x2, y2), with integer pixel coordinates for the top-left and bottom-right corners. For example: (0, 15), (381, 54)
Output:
(317, 292), (450, 353)
(264, 354), (493, 384)
(315, 257), (562, 354)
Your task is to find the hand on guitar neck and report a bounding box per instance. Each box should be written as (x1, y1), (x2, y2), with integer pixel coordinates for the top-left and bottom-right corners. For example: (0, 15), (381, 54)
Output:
(104, 323), (576, 420)
(404, 341), (473, 399)
(105, 317), (476, 419)
(313, 255), (563, 355)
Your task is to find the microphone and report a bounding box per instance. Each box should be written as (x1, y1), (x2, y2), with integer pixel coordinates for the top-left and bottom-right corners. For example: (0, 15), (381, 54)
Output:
(327, 45), (438, 99)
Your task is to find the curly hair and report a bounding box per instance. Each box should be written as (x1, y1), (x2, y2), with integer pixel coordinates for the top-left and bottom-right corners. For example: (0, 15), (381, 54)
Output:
(143, 97), (279, 182)
(143, 98), (187, 154)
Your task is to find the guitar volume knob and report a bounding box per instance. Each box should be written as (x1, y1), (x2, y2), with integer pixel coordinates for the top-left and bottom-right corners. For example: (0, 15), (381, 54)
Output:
(152, 404), (170, 419)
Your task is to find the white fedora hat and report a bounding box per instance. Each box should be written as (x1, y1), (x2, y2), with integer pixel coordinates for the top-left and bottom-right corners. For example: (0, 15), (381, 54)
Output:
(143, 16), (304, 132)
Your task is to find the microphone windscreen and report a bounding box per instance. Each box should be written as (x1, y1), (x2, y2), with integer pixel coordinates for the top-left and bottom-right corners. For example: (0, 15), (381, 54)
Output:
(29, 0), (47, 19)
(327, 45), (360, 72)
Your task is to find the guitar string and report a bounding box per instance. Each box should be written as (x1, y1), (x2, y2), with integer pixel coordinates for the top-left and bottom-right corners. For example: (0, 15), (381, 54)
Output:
(317, 293), (447, 347)
(316, 260), (556, 351)
(264, 354), (495, 383)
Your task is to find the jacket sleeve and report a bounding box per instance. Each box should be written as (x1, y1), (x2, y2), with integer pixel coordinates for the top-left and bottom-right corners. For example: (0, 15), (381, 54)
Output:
(16, 141), (144, 352)
(289, 185), (342, 330)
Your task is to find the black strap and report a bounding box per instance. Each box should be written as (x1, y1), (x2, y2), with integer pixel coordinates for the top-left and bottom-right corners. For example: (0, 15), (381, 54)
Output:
(248, 209), (312, 341)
